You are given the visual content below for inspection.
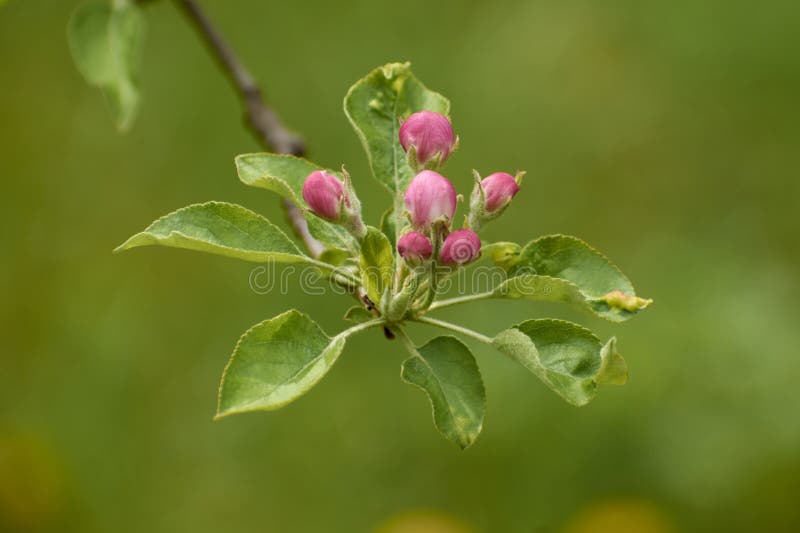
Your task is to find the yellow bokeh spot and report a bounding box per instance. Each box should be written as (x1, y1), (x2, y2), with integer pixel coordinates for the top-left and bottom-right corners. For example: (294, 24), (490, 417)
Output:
(562, 498), (675, 533)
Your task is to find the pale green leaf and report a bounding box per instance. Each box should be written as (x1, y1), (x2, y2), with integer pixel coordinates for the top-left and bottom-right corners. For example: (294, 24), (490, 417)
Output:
(401, 336), (485, 449)
(305, 215), (356, 255)
(359, 226), (394, 303)
(235, 153), (331, 204)
(216, 310), (346, 417)
(595, 337), (628, 385)
(493, 319), (624, 406)
(67, 1), (145, 130)
(114, 201), (310, 264)
(508, 235), (651, 321)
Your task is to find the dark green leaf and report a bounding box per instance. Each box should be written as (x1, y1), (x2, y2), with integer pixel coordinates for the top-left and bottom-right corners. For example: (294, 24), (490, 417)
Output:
(216, 310), (347, 417)
(401, 336), (485, 449)
(67, 1), (145, 130)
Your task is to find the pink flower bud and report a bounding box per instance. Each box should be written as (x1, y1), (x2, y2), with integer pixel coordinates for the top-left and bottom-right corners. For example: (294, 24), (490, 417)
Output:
(397, 231), (433, 265)
(399, 111), (456, 166)
(404, 170), (457, 228)
(439, 229), (481, 266)
(481, 172), (520, 212)
(302, 171), (343, 221)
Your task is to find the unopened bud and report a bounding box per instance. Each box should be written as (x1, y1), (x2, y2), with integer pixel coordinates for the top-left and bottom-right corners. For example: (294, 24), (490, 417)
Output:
(302, 171), (343, 221)
(481, 172), (520, 212)
(399, 111), (456, 168)
(397, 231), (433, 265)
(439, 229), (481, 266)
(404, 170), (457, 229)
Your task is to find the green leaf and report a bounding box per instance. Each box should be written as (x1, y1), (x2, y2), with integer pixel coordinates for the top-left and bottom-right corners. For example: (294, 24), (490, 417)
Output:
(508, 235), (651, 321)
(493, 319), (625, 406)
(344, 62), (450, 240)
(114, 201), (310, 264)
(358, 226), (394, 303)
(67, 1), (145, 130)
(401, 336), (485, 449)
(216, 310), (347, 417)
(379, 206), (397, 249)
(234, 153), (356, 253)
(305, 215), (356, 255)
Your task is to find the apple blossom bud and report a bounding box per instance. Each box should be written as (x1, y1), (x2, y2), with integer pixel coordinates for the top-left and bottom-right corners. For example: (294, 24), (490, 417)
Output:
(302, 171), (343, 221)
(404, 170), (457, 229)
(439, 229), (481, 266)
(481, 172), (520, 212)
(399, 111), (456, 168)
(397, 231), (433, 265)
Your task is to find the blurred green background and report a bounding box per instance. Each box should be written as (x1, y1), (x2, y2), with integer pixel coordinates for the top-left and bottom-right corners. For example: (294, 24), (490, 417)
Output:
(2, 0), (799, 531)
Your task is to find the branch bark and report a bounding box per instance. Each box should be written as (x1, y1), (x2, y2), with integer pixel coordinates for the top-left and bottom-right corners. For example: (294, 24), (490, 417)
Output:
(173, 0), (324, 258)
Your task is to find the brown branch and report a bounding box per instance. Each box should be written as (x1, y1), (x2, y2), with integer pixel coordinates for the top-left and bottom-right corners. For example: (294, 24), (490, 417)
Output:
(173, 0), (324, 258)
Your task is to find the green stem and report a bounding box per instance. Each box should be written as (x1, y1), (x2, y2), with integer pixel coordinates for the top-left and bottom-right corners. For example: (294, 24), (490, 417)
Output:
(336, 318), (385, 339)
(412, 316), (493, 344)
(427, 291), (493, 311)
(307, 258), (362, 286)
(393, 325), (423, 358)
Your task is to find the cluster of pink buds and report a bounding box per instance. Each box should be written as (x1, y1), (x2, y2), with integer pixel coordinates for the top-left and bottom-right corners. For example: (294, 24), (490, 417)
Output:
(396, 111), (523, 267)
(300, 108), (522, 319)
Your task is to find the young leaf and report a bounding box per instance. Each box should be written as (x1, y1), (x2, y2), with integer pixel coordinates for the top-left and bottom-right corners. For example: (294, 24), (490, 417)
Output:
(508, 235), (651, 321)
(401, 336), (485, 449)
(234, 153), (356, 253)
(358, 226), (394, 303)
(114, 201), (311, 264)
(344, 62), (450, 239)
(493, 319), (625, 406)
(216, 310), (347, 418)
(67, 1), (145, 131)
